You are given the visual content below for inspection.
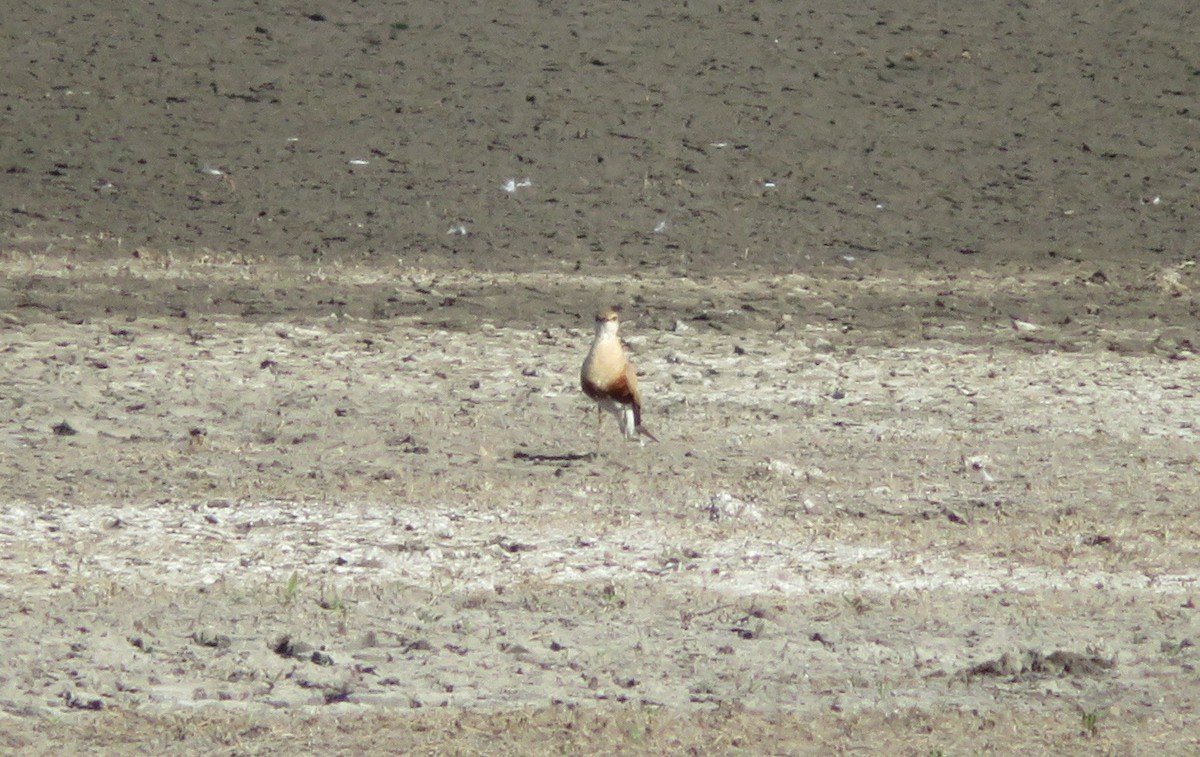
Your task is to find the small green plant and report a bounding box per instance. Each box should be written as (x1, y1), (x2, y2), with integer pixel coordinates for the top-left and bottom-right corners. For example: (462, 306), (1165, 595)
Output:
(281, 571), (301, 605)
(1160, 639), (1188, 656)
(522, 594), (546, 613)
(843, 593), (870, 614)
(598, 582), (624, 607)
(1081, 709), (1102, 737)
(318, 594), (345, 613)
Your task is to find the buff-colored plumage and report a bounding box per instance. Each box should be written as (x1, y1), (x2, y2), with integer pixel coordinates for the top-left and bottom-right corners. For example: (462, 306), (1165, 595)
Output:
(581, 309), (658, 444)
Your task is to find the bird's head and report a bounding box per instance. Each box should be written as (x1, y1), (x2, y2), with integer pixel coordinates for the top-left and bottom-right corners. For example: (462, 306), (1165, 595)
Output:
(594, 308), (621, 336)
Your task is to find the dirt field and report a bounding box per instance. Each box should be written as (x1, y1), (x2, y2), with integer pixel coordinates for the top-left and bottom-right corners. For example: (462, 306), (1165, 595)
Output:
(2, 1), (1199, 754)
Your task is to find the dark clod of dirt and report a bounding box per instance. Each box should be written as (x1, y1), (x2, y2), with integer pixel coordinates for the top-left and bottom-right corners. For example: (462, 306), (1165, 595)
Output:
(310, 651), (334, 666)
(1040, 650), (1115, 675)
(272, 634), (314, 659)
(490, 537), (536, 554)
(277, 641), (335, 665)
(964, 649), (1116, 679)
(941, 507), (968, 525)
(192, 630), (232, 650)
(810, 632), (836, 650)
(400, 638), (433, 654)
(62, 690), (104, 710)
(51, 420), (77, 436)
(390, 433), (429, 453)
(322, 686), (349, 704)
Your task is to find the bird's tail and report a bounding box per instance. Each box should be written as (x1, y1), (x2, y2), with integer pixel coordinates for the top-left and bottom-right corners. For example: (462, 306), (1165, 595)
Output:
(626, 405), (659, 442)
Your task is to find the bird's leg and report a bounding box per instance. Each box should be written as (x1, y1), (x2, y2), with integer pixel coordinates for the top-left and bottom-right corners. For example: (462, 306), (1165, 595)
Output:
(594, 405), (602, 458)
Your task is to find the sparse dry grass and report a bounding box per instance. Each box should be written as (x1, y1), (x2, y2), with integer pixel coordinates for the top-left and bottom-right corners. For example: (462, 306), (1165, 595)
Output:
(1, 251), (1197, 754)
(6, 703), (1198, 756)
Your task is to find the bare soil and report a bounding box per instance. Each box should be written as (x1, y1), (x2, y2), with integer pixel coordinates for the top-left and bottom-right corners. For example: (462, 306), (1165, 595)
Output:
(2, 1), (1199, 754)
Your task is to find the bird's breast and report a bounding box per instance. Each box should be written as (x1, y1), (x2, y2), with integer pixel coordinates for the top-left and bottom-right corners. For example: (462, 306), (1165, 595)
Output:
(582, 336), (639, 406)
(582, 338), (624, 379)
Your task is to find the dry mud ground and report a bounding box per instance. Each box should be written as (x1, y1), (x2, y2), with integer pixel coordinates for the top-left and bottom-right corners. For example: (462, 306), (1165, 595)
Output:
(3, 0), (1200, 753)
(0, 251), (1198, 755)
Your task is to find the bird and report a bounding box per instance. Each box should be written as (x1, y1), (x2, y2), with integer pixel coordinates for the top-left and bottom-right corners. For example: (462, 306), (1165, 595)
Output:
(580, 308), (658, 449)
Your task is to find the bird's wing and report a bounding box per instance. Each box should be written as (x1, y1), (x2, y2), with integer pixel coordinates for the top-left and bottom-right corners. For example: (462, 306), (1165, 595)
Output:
(622, 363), (643, 410)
